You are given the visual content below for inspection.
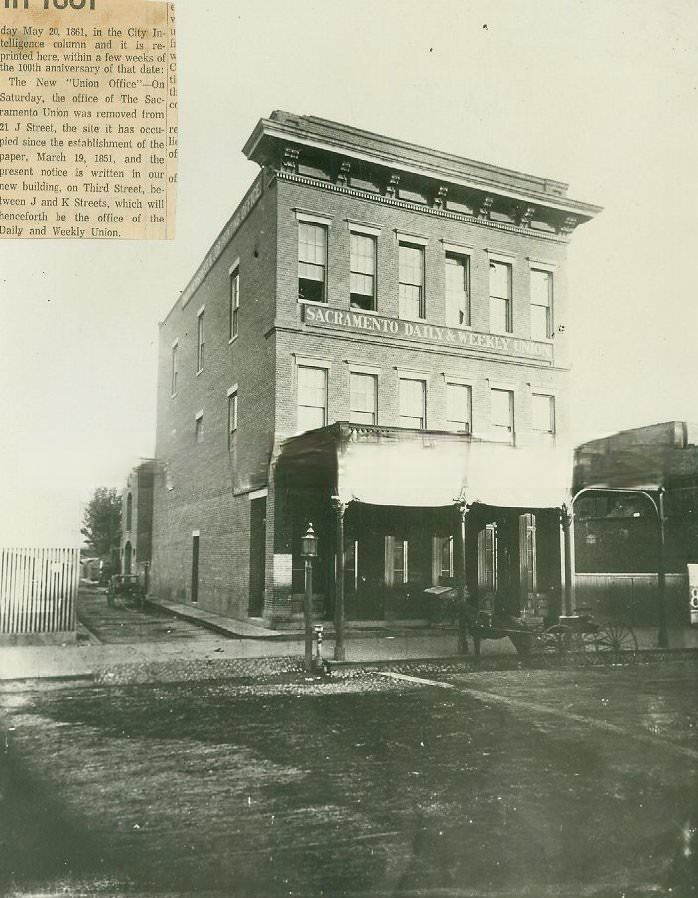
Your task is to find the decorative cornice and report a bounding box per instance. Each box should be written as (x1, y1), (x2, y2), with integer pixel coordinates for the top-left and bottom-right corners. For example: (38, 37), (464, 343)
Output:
(274, 170), (569, 243)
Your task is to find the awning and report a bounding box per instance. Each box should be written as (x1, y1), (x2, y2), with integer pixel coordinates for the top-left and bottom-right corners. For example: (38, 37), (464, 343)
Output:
(277, 424), (572, 510)
(334, 425), (572, 509)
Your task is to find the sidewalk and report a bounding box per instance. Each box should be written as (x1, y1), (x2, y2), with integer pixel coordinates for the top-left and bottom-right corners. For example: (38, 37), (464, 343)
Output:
(1, 591), (696, 682)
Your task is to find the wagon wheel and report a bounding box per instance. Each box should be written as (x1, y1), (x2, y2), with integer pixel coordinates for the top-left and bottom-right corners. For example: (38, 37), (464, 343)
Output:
(594, 623), (638, 661)
(542, 623), (572, 656)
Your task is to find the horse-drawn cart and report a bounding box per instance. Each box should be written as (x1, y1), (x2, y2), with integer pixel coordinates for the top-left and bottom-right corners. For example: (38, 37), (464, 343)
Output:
(468, 607), (638, 662)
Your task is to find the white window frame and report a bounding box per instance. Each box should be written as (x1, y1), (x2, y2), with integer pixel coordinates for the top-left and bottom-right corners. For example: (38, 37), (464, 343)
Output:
(444, 248), (471, 328)
(488, 257), (513, 335)
(295, 211), (332, 306)
(170, 339), (178, 397)
(296, 361), (329, 433)
(227, 384), (238, 448)
(196, 307), (205, 374)
(531, 392), (556, 435)
(445, 380), (472, 433)
(349, 231), (377, 312)
(398, 240), (426, 321)
(490, 387), (515, 443)
(229, 262), (240, 343)
(349, 370), (378, 426)
(398, 376), (427, 430)
(529, 262), (555, 342)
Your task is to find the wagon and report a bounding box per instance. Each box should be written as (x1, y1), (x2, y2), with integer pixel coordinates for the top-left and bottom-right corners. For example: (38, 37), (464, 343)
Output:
(106, 574), (145, 609)
(469, 607), (638, 662)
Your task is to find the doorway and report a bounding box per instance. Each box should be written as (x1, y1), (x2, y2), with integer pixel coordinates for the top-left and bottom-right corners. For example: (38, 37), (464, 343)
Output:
(248, 497), (266, 616)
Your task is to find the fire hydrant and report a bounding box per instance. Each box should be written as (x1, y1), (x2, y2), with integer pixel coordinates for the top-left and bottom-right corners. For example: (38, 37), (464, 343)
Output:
(313, 624), (324, 672)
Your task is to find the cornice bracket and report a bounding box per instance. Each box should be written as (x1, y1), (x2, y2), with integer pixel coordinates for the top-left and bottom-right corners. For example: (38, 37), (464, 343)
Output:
(433, 185), (448, 210)
(385, 173), (400, 198)
(281, 146), (300, 173)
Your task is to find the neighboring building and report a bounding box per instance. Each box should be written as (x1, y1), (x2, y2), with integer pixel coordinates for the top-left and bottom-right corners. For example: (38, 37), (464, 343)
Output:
(120, 460), (156, 581)
(151, 111), (600, 630)
(573, 421), (698, 623)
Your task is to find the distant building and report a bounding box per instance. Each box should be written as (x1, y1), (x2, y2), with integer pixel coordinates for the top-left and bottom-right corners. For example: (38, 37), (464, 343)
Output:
(150, 111), (600, 632)
(574, 421), (698, 622)
(120, 460), (156, 579)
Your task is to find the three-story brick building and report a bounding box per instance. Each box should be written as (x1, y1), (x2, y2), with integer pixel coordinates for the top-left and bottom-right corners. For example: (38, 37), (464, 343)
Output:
(150, 111), (600, 644)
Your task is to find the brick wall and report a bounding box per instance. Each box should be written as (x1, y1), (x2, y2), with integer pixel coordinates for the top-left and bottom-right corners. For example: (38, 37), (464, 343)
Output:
(273, 176), (570, 447)
(151, 173), (279, 617)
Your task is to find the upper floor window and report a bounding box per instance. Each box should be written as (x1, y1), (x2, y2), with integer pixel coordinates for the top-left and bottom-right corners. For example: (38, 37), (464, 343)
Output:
(530, 268), (553, 340)
(399, 242), (425, 320)
(195, 411), (204, 444)
(196, 309), (205, 373)
(227, 389), (238, 449)
(126, 492), (133, 531)
(399, 377), (426, 429)
(350, 372), (377, 425)
(489, 261), (512, 334)
(298, 222), (327, 303)
(490, 388), (514, 443)
(446, 382), (472, 433)
(170, 341), (178, 396)
(531, 393), (555, 435)
(445, 253), (470, 327)
(297, 365), (327, 432)
(350, 233), (376, 311)
(229, 267), (240, 341)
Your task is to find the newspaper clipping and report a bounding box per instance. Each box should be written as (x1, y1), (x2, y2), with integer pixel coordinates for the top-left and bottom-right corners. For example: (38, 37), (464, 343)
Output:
(0, 0), (176, 238)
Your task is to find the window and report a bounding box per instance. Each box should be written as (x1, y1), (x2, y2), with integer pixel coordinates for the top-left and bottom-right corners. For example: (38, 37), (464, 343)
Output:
(195, 412), (204, 443)
(297, 365), (327, 431)
(399, 378), (426, 429)
(229, 267), (239, 341)
(437, 535), (454, 580)
(350, 233), (376, 310)
(298, 222), (327, 302)
(490, 388), (514, 442)
(350, 372), (377, 425)
(489, 261), (512, 333)
(196, 309), (205, 372)
(531, 393), (555, 434)
(530, 268), (552, 340)
(170, 342), (178, 396)
(446, 382), (472, 432)
(227, 390), (238, 448)
(399, 242), (425, 319)
(126, 493), (133, 531)
(393, 538), (409, 584)
(445, 253), (469, 326)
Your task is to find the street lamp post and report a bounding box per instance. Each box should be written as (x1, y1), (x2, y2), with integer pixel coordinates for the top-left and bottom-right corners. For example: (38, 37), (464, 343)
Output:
(301, 523), (318, 673)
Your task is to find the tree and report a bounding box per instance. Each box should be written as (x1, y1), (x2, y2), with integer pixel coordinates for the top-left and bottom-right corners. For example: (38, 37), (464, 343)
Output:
(81, 487), (122, 559)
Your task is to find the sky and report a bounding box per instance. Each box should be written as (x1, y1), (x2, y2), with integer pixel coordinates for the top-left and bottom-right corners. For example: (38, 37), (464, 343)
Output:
(1, 0), (697, 545)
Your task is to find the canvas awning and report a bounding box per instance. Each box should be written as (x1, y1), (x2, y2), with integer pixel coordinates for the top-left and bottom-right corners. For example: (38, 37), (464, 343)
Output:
(276, 424), (572, 510)
(335, 427), (572, 509)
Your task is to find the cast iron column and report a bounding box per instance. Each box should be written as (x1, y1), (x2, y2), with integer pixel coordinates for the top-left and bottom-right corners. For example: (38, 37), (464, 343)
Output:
(455, 500), (472, 656)
(560, 503), (575, 617)
(657, 488), (668, 648)
(332, 497), (347, 661)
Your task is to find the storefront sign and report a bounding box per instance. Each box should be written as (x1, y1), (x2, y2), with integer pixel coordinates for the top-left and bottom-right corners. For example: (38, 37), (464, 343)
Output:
(303, 305), (553, 362)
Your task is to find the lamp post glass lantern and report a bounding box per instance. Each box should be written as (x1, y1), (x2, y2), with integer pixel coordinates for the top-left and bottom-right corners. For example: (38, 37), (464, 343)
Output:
(301, 524), (318, 560)
(301, 523), (318, 671)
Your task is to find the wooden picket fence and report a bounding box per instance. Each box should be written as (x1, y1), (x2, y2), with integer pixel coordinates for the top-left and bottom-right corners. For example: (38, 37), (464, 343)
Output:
(0, 547), (80, 635)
